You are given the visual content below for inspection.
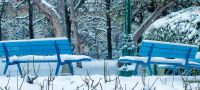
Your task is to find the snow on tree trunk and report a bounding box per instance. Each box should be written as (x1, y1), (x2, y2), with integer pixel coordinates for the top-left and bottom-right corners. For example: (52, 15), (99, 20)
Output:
(33, 0), (67, 37)
(33, 0), (70, 75)
(68, 0), (82, 68)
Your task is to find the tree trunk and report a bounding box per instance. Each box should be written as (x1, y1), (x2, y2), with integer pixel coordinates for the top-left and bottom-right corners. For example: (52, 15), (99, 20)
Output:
(64, 0), (71, 42)
(105, 0), (112, 59)
(33, 0), (67, 37)
(68, 0), (82, 68)
(0, 0), (5, 41)
(34, 0), (69, 75)
(133, 1), (174, 43)
(28, 0), (34, 39)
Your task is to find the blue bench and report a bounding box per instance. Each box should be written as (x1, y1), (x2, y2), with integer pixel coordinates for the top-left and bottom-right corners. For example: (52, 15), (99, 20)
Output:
(118, 40), (199, 75)
(0, 38), (91, 76)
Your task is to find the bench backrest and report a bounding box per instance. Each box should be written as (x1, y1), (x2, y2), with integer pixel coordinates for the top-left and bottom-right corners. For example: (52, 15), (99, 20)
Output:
(0, 38), (72, 61)
(139, 40), (199, 63)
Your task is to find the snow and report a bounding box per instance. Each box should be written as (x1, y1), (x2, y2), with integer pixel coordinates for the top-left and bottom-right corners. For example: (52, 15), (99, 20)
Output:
(0, 75), (187, 90)
(119, 56), (186, 65)
(5, 54), (91, 63)
(188, 29), (198, 40)
(119, 63), (135, 71)
(196, 52), (200, 58)
(119, 56), (147, 62)
(0, 60), (199, 90)
(151, 57), (185, 65)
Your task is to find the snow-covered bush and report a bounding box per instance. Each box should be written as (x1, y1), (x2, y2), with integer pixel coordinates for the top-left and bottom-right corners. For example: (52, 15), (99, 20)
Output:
(144, 7), (200, 48)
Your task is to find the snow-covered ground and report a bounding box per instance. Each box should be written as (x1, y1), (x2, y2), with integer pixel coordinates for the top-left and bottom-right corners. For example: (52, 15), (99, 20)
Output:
(0, 60), (199, 90)
(0, 75), (186, 90)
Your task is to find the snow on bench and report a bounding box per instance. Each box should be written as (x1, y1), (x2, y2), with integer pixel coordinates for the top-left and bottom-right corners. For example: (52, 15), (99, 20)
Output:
(0, 38), (91, 76)
(5, 54), (91, 63)
(118, 40), (199, 75)
(119, 56), (186, 65)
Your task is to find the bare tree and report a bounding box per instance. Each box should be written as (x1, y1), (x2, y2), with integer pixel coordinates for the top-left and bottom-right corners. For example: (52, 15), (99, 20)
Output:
(67, 0), (85, 68)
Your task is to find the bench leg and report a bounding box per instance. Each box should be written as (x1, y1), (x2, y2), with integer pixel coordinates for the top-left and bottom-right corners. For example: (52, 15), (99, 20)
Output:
(3, 63), (9, 75)
(147, 64), (153, 76)
(172, 66), (177, 75)
(178, 68), (181, 75)
(185, 66), (190, 76)
(55, 63), (61, 76)
(17, 63), (22, 76)
(134, 63), (140, 75)
(68, 62), (74, 75)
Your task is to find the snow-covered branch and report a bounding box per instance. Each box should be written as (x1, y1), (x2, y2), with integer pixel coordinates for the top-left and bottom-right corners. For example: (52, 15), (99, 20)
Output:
(74, 0), (85, 10)
(33, 16), (46, 25)
(16, 15), (29, 19)
(14, 0), (26, 8)
(41, 0), (61, 19)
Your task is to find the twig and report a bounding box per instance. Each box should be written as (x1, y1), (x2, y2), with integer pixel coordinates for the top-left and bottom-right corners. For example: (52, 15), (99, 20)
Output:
(125, 84), (126, 90)
(159, 78), (164, 85)
(172, 75), (174, 87)
(26, 55), (40, 84)
(100, 83), (103, 90)
(76, 83), (85, 90)
(132, 82), (139, 90)
(5, 71), (10, 90)
(36, 80), (45, 90)
(150, 77), (159, 89)
(18, 76), (25, 90)
(92, 78), (102, 89)
(17, 71), (19, 90)
(47, 63), (55, 90)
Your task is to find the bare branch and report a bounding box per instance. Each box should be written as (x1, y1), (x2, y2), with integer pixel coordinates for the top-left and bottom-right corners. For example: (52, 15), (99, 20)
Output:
(150, 77), (159, 89)
(132, 82), (139, 90)
(133, 0), (175, 43)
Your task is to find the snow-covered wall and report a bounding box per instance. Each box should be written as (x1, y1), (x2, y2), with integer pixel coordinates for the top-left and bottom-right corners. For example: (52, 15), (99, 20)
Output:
(144, 7), (200, 49)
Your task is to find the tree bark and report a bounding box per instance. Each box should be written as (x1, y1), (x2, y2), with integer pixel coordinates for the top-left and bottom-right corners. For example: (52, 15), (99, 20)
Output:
(64, 0), (71, 42)
(28, 0), (34, 39)
(33, 0), (67, 37)
(105, 0), (112, 59)
(0, 0), (5, 41)
(133, 1), (174, 43)
(33, 0), (69, 75)
(68, 0), (82, 67)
